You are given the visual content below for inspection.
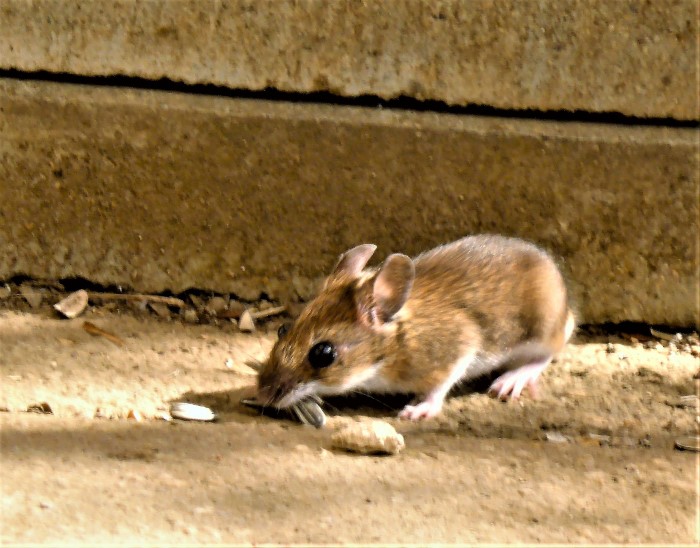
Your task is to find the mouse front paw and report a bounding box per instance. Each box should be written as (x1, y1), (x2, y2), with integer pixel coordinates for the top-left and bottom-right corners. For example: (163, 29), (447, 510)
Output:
(398, 398), (443, 421)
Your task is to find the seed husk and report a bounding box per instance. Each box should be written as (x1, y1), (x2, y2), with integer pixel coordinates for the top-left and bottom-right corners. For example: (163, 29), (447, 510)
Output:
(170, 402), (217, 422)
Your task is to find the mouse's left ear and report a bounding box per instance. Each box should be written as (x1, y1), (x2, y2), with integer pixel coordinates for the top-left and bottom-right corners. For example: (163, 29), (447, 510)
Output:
(371, 253), (414, 323)
(326, 244), (377, 285)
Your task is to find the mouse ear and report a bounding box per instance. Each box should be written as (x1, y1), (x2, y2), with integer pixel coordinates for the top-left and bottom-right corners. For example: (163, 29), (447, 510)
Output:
(372, 254), (414, 323)
(329, 244), (377, 279)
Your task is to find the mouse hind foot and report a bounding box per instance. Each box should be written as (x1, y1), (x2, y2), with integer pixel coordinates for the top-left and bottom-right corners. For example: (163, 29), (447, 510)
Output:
(488, 358), (551, 401)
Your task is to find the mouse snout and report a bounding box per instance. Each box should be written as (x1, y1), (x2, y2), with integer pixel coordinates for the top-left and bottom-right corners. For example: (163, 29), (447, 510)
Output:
(257, 367), (299, 408)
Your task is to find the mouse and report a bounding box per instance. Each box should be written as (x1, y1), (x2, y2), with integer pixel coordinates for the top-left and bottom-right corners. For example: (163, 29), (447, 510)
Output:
(256, 234), (575, 420)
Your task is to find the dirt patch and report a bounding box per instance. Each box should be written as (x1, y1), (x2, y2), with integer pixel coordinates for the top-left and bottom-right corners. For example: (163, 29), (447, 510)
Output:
(0, 291), (698, 544)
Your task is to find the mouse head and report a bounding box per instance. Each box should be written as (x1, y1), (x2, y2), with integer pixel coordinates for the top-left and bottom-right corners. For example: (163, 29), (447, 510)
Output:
(257, 244), (415, 408)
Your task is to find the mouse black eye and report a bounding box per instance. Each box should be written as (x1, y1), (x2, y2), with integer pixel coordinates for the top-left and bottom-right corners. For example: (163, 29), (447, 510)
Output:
(308, 341), (337, 369)
(277, 322), (291, 339)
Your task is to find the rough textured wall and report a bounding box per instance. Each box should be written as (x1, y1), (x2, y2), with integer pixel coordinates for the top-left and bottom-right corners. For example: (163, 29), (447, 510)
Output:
(0, 0), (696, 119)
(1, 80), (697, 325)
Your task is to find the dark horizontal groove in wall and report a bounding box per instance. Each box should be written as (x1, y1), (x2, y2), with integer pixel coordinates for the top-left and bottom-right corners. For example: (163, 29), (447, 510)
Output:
(2, 69), (698, 129)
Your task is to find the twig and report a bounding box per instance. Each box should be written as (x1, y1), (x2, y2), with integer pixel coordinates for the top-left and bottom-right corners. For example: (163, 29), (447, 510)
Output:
(250, 305), (287, 320)
(82, 321), (125, 347)
(87, 292), (186, 308)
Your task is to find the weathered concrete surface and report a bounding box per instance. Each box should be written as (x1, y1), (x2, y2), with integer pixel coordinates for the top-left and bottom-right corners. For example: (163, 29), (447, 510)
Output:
(0, 0), (697, 120)
(0, 79), (698, 326)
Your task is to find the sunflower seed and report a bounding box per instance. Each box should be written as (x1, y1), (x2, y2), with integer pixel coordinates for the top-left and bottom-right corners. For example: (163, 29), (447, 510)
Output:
(292, 396), (326, 429)
(169, 402), (216, 422)
(674, 435), (700, 452)
(241, 395), (326, 428)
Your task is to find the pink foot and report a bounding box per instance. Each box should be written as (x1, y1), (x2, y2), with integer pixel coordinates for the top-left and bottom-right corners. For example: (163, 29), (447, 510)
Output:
(488, 360), (550, 401)
(399, 398), (443, 421)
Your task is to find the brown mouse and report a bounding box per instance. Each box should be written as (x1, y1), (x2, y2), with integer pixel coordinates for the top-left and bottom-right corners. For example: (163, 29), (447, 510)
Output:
(256, 234), (575, 420)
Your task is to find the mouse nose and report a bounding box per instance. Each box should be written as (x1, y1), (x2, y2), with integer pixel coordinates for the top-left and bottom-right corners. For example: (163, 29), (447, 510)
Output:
(257, 373), (296, 407)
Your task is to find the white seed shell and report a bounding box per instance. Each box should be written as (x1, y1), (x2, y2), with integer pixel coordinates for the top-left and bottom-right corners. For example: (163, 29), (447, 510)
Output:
(170, 402), (216, 422)
(54, 290), (89, 318)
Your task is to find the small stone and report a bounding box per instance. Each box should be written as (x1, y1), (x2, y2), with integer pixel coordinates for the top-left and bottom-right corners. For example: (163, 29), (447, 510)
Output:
(148, 302), (172, 319)
(189, 294), (204, 310)
(20, 284), (43, 308)
(605, 343), (616, 354)
(217, 300), (246, 319)
(0, 286), (12, 300)
(545, 431), (570, 443)
(238, 310), (255, 332)
(204, 296), (228, 315)
(666, 395), (698, 408)
(587, 433), (612, 446)
(182, 308), (199, 323)
(53, 289), (89, 319)
(39, 501), (52, 510)
(331, 419), (405, 455)
(637, 367), (663, 383)
(625, 464), (640, 475)
(27, 402), (53, 414)
(127, 409), (143, 421)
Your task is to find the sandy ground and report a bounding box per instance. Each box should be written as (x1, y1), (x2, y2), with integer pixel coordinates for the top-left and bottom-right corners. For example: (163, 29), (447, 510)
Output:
(1, 290), (698, 545)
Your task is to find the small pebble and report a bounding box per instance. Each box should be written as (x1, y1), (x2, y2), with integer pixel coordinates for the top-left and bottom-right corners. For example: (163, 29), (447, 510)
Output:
(148, 302), (172, 319)
(27, 402), (53, 414)
(625, 464), (640, 476)
(545, 431), (570, 443)
(127, 409), (143, 421)
(238, 310), (255, 333)
(205, 296), (228, 315)
(182, 308), (199, 323)
(20, 284), (43, 308)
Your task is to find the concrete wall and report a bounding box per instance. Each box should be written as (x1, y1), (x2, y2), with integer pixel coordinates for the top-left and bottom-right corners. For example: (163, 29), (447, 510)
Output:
(1, 0), (696, 119)
(1, 79), (697, 326)
(0, 1), (698, 325)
